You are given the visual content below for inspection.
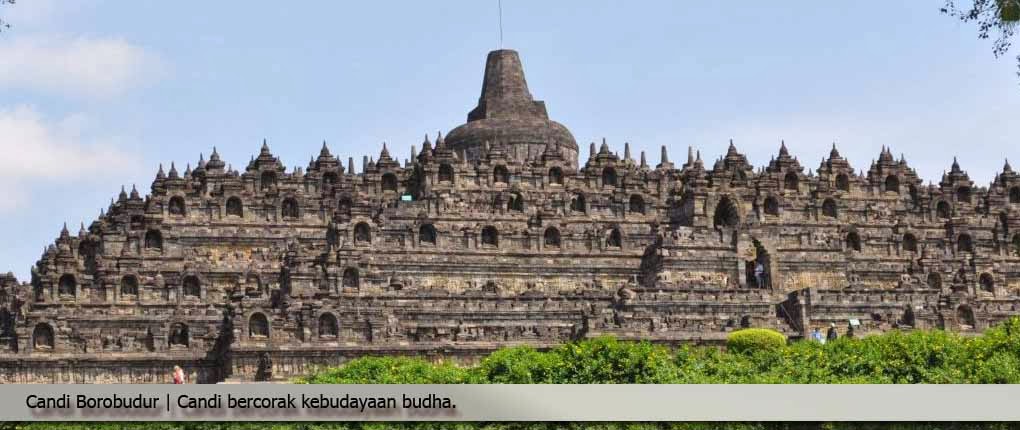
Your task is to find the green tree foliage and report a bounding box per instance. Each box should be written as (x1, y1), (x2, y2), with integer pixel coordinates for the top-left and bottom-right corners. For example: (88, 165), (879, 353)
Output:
(550, 337), (679, 384)
(474, 345), (563, 383)
(295, 356), (479, 384)
(942, 0), (1020, 78)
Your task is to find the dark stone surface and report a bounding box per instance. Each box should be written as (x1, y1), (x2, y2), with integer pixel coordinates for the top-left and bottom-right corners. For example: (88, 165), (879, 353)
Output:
(446, 49), (578, 167)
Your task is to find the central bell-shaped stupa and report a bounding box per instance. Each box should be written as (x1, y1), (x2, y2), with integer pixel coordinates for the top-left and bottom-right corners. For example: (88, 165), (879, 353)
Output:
(445, 49), (578, 167)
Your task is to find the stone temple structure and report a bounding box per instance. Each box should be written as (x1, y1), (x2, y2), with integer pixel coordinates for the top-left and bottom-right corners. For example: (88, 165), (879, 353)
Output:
(3, 49), (1020, 383)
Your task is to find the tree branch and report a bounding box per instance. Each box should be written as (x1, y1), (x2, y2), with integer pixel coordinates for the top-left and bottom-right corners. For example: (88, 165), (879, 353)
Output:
(0, 0), (16, 34)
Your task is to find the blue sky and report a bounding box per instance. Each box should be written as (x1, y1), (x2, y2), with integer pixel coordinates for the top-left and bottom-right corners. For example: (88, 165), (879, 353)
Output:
(1, 1), (1018, 280)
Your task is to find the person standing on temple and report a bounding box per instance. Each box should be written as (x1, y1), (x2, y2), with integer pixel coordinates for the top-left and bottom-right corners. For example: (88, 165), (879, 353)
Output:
(812, 327), (825, 344)
(754, 262), (765, 289)
(826, 323), (838, 342)
(173, 365), (186, 384)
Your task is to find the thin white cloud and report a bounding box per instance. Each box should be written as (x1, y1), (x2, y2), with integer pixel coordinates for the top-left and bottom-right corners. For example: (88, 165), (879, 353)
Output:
(0, 34), (166, 98)
(0, 105), (142, 212)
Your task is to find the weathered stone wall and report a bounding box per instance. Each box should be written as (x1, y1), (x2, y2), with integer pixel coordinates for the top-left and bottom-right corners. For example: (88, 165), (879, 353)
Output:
(0, 357), (220, 384)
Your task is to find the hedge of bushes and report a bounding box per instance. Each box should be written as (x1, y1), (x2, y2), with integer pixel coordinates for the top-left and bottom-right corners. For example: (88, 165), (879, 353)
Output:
(10, 318), (1020, 430)
(300, 317), (1020, 384)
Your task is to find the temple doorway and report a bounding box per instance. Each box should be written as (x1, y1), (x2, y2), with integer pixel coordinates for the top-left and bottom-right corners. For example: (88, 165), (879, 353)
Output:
(745, 239), (772, 289)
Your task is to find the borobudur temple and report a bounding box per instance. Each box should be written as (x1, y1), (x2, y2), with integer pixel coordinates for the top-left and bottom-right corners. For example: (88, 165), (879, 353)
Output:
(2, 49), (1020, 383)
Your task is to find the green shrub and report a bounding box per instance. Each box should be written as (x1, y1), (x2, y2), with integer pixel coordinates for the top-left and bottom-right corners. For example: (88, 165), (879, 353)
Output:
(552, 337), (679, 383)
(295, 356), (478, 384)
(475, 346), (563, 383)
(726, 328), (787, 354)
